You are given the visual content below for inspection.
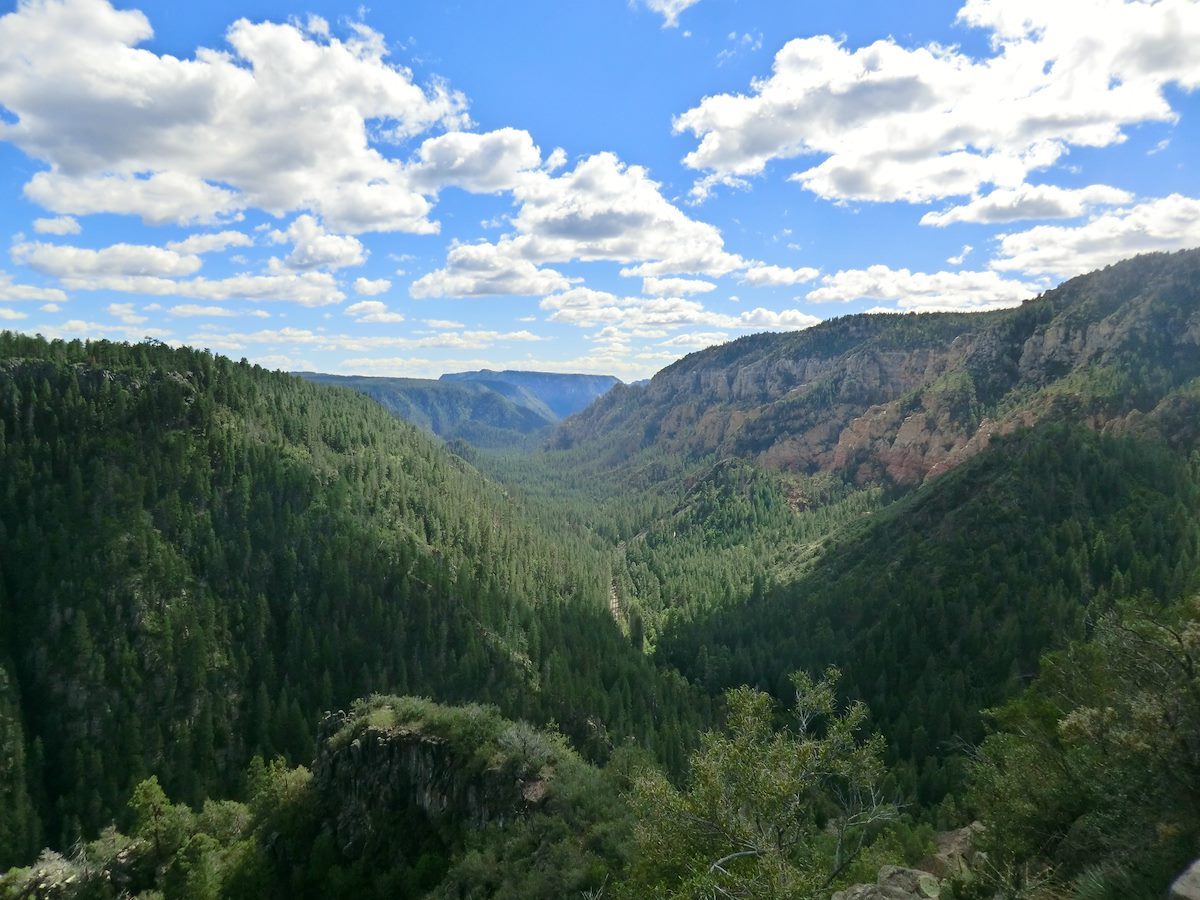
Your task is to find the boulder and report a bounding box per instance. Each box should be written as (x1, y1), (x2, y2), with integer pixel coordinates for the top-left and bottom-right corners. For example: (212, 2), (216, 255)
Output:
(832, 865), (940, 900)
(1172, 859), (1200, 900)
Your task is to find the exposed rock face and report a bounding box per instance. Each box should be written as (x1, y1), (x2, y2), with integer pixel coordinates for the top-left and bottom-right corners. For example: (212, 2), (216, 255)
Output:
(312, 711), (548, 861)
(554, 250), (1200, 487)
(832, 865), (941, 900)
(1173, 859), (1200, 900)
(917, 822), (984, 879)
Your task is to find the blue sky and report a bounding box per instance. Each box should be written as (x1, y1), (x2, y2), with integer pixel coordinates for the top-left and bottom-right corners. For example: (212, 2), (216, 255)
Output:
(1, 0), (1198, 379)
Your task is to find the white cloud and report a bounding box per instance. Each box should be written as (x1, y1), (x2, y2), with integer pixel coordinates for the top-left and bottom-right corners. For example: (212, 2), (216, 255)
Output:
(106, 301), (146, 324)
(39, 302), (61, 312)
(921, 184), (1134, 226)
(947, 244), (973, 266)
(186, 325), (541, 354)
(673, 1), (1200, 203)
(0, 307), (27, 320)
(345, 300), (405, 323)
(25, 267), (344, 306)
(408, 128), (543, 194)
(807, 265), (1038, 311)
(717, 31), (762, 66)
(353, 276), (392, 296)
(990, 193), (1200, 277)
(541, 286), (819, 332)
(167, 304), (239, 317)
(13, 240), (201, 278)
(411, 240), (572, 298)
(0, 0), (468, 231)
(32, 215), (80, 235)
(642, 276), (716, 295)
(423, 318), (465, 329)
(415, 152), (747, 295)
(740, 263), (820, 287)
(268, 215), (366, 271)
(0, 270), (67, 302)
(640, 0), (701, 28)
(516, 153), (745, 277)
(167, 230), (254, 254)
(24, 171), (245, 228)
(29, 318), (172, 342)
(660, 331), (729, 348)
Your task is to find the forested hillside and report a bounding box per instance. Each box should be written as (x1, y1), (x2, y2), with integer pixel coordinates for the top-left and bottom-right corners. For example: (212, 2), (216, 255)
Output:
(3, 252), (1200, 899)
(298, 369), (621, 450)
(298, 372), (557, 448)
(439, 369), (619, 420)
(0, 334), (705, 868)
(554, 249), (1200, 486)
(657, 425), (1200, 803)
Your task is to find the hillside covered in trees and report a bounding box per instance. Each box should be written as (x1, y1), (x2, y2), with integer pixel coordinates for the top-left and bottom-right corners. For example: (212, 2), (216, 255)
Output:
(2, 251), (1200, 899)
(0, 334), (704, 868)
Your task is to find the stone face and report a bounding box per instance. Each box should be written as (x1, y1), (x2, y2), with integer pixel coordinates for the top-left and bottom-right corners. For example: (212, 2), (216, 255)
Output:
(1172, 859), (1200, 900)
(831, 865), (940, 900)
(554, 250), (1200, 488)
(312, 712), (548, 863)
(918, 822), (984, 878)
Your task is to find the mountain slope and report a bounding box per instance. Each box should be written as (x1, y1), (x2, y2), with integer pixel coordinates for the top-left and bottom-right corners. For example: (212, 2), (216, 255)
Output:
(554, 250), (1200, 486)
(297, 373), (557, 449)
(657, 423), (1200, 801)
(440, 369), (619, 419)
(0, 334), (704, 866)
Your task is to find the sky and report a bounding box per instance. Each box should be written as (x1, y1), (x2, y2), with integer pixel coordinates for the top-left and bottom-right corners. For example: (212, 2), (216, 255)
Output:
(1, 0), (1199, 380)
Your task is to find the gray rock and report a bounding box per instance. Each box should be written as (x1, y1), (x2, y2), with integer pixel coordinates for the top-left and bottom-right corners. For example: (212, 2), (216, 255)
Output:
(1172, 859), (1200, 900)
(832, 865), (940, 900)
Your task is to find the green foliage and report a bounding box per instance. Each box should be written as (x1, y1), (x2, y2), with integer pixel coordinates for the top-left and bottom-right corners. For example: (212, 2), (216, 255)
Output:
(622, 669), (896, 899)
(0, 333), (706, 867)
(658, 425), (1200, 803)
(967, 598), (1200, 897)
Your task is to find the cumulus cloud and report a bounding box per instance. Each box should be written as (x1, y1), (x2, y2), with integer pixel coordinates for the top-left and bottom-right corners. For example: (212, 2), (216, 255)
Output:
(423, 318), (465, 329)
(414, 152), (747, 296)
(269, 215), (366, 271)
(806, 265), (1038, 311)
(541, 286), (819, 333)
(408, 128), (543, 194)
(16, 261), (345, 306)
(411, 240), (572, 298)
(0, 307), (27, 320)
(32, 215), (80, 235)
(660, 331), (730, 349)
(24, 171), (244, 227)
(167, 230), (254, 254)
(353, 276), (392, 296)
(740, 263), (820, 287)
(642, 276), (717, 296)
(990, 193), (1200, 277)
(186, 325), (541, 354)
(947, 244), (973, 266)
(13, 240), (201, 278)
(673, 0), (1200, 203)
(921, 184), (1134, 226)
(0, 0), (468, 231)
(0, 270), (67, 302)
(167, 304), (239, 317)
(106, 301), (146, 324)
(345, 300), (405, 323)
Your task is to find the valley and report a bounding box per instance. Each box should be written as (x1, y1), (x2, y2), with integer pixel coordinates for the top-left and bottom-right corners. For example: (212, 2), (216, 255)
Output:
(2, 250), (1200, 898)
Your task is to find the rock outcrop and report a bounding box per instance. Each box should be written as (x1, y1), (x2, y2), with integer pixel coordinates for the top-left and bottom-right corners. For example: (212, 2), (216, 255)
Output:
(312, 708), (551, 861)
(1173, 859), (1200, 900)
(832, 865), (941, 900)
(554, 249), (1200, 487)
